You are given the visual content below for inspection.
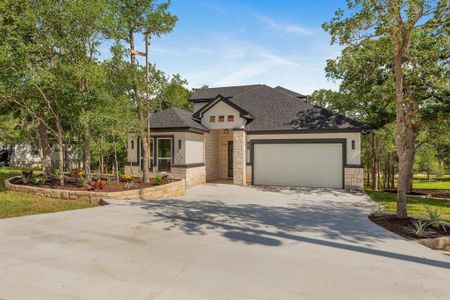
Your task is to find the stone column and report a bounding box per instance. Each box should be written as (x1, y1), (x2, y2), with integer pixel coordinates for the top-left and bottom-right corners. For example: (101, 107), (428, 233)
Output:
(233, 129), (246, 185)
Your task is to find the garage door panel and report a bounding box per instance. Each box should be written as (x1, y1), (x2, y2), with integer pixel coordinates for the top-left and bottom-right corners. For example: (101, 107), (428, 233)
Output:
(253, 143), (343, 188)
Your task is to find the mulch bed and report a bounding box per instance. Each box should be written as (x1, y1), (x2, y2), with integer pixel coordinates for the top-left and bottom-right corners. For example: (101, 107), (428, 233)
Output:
(10, 176), (176, 193)
(369, 214), (450, 240)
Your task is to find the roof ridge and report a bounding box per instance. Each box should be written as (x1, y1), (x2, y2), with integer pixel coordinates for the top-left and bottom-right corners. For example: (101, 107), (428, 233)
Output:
(230, 84), (265, 99)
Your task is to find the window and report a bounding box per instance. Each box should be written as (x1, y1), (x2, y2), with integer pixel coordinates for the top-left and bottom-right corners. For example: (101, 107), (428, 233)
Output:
(227, 115), (234, 122)
(218, 115), (225, 122)
(352, 140), (355, 150)
(131, 140), (134, 149)
(209, 116), (215, 122)
(178, 139), (182, 150)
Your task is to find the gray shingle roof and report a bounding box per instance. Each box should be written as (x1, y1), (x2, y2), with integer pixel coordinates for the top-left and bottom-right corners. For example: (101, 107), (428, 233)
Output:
(274, 86), (307, 99)
(150, 108), (209, 132)
(155, 85), (361, 133)
(190, 84), (263, 101)
(226, 85), (360, 132)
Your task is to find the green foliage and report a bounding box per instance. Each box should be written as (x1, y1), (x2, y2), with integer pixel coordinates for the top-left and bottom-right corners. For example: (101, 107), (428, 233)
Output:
(408, 220), (434, 238)
(31, 176), (46, 185)
(365, 190), (450, 223)
(423, 206), (445, 229)
(79, 176), (89, 188)
(124, 181), (136, 189)
(369, 205), (385, 217)
(154, 175), (163, 186)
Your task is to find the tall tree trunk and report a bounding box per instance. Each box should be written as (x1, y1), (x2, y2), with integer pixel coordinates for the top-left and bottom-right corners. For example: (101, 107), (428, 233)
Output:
(113, 135), (120, 183)
(394, 38), (415, 218)
(56, 119), (64, 186)
(37, 113), (52, 177)
(129, 30), (151, 183)
(140, 108), (151, 183)
(84, 124), (92, 181)
(370, 132), (379, 190)
(391, 164), (395, 189)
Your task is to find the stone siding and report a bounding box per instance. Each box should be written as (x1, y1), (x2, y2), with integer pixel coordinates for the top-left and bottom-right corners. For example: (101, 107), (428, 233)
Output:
(204, 131), (219, 181)
(233, 130), (246, 185)
(171, 166), (206, 187)
(246, 165), (252, 184)
(344, 167), (363, 190)
(5, 177), (186, 203)
(204, 129), (233, 181)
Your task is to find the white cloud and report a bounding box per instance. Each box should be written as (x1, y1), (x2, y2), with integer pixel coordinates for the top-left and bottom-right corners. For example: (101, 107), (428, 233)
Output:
(258, 16), (312, 36)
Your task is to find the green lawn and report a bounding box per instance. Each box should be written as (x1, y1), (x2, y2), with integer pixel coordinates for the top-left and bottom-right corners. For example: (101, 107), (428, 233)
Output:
(365, 189), (450, 223)
(412, 178), (450, 190)
(365, 175), (450, 190)
(0, 168), (96, 219)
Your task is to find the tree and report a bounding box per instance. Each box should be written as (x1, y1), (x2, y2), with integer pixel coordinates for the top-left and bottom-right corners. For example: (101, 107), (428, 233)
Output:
(323, 0), (449, 217)
(107, 0), (177, 183)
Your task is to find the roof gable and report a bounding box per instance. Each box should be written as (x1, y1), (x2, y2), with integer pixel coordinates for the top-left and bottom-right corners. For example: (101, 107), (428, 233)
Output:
(150, 107), (209, 133)
(193, 95), (254, 119)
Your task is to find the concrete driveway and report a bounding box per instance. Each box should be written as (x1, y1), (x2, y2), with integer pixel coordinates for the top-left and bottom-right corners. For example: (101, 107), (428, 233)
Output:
(0, 184), (449, 300)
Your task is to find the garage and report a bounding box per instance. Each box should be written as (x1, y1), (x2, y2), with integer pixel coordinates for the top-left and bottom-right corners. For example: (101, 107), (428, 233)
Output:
(252, 139), (345, 188)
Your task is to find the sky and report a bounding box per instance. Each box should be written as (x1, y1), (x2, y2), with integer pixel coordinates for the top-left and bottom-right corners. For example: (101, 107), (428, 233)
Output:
(102, 0), (348, 95)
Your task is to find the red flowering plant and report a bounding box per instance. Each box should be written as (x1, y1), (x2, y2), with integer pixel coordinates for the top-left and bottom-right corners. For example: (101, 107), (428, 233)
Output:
(89, 180), (106, 191)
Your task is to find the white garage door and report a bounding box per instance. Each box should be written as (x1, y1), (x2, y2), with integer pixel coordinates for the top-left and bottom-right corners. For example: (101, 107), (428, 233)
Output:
(253, 143), (343, 188)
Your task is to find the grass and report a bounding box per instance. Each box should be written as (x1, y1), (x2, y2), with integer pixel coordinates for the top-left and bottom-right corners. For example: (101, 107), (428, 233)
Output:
(412, 178), (450, 190)
(0, 168), (96, 219)
(365, 175), (450, 190)
(365, 189), (450, 223)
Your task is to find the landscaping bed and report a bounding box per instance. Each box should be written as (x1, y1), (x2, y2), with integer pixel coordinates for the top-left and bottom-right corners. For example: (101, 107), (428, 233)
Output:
(9, 174), (176, 193)
(369, 214), (450, 240)
(5, 171), (186, 202)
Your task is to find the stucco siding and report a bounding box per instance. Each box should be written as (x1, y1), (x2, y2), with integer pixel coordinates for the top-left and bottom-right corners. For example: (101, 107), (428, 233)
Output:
(201, 101), (246, 129)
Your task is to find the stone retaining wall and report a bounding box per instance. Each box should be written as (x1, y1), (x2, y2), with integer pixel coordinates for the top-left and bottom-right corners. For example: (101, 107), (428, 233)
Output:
(5, 177), (186, 203)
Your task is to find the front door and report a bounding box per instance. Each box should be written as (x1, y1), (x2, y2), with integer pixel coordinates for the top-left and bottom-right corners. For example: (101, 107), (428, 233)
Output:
(157, 138), (172, 172)
(228, 141), (233, 178)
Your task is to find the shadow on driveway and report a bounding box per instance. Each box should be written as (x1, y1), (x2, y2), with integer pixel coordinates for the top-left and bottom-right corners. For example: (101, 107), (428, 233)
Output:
(127, 197), (450, 270)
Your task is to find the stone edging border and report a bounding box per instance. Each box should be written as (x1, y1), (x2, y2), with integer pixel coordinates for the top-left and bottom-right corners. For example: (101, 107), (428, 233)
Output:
(5, 177), (186, 203)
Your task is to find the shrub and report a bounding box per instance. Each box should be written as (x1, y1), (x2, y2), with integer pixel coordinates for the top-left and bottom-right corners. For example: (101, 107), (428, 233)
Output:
(369, 205), (385, 217)
(154, 175), (163, 186)
(121, 174), (133, 182)
(423, 206), (444, 229)
(32, 176), (46, 185)
(79, 176), (89, 187)
(124, 181), (136, 189)
(89, 180), (106, 191)
(408, 220), (434, 238)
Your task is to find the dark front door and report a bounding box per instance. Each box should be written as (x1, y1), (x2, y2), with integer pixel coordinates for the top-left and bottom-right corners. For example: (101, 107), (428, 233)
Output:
(228, 141), (233, 178)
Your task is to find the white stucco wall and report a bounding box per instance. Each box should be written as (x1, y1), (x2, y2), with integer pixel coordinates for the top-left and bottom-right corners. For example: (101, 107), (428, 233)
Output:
(201, 101), (246, 129)
(127, 132), (205, 166)
(185, 132), (204, 164)
(247, 132), (361, 165)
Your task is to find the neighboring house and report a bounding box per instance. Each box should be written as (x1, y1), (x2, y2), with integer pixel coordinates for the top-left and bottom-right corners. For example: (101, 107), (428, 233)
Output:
(0, 142), (78, 169)
(125, 84), (363, 189)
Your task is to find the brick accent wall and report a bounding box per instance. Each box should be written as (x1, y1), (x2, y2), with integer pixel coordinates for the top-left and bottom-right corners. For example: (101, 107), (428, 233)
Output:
(233, 130), (246, 185)
(344, 167), (363, 190)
